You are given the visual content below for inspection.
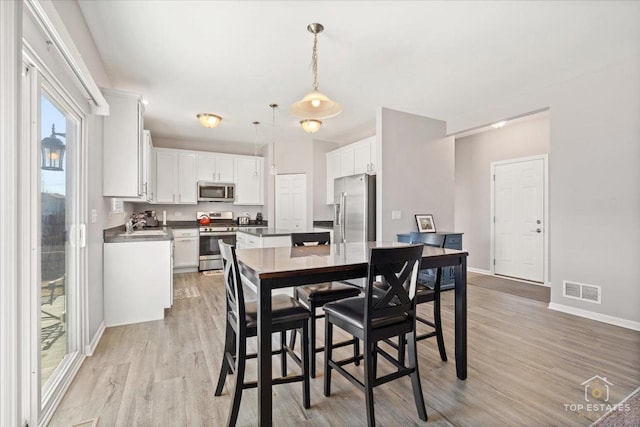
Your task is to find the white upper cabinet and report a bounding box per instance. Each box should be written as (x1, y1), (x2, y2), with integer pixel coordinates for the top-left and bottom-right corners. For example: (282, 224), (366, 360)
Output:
(153, 149), (197, 204)
(102, 89), (145, 198)
(234, 155), (264, 205)
(326, 136), (376, 204)
(197, 153), (235, 183)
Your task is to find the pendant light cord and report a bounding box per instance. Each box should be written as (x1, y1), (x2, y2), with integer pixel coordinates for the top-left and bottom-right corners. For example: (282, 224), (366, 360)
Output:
(311, 31), (319, 91)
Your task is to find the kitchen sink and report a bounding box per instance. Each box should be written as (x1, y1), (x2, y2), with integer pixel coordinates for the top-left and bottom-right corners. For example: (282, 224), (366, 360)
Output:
(118, 229), (168, 237)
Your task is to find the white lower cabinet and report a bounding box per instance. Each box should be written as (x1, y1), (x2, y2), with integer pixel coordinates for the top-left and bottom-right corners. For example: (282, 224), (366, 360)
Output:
(104, 240), (173, 326)
(236, 231), (291, 249)
(172, 228), (199, 270)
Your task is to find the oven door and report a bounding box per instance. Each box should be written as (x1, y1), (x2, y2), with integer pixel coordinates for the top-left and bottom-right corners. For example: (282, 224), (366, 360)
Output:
(199, 232), (236, 270)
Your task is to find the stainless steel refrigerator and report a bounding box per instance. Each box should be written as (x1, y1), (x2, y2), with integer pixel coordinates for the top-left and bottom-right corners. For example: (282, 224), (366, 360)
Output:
(333, 173), (376, 243)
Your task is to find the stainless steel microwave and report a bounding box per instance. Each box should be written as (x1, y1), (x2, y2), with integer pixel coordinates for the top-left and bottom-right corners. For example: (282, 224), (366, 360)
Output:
(197, 182), (235, 202)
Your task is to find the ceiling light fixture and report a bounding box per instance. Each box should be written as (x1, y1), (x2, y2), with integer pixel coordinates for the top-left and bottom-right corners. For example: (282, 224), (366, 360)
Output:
(197, 113), (222, 128)
(491, 121), (507, 129)
(300, 119), (322, 134)
(290, 23), (342, 126)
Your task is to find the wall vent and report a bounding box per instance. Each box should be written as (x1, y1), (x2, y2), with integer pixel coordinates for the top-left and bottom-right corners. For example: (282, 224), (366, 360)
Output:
(563, 280), (601, 304)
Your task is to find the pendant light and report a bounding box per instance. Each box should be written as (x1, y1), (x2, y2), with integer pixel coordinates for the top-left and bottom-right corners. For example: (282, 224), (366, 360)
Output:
(252, 121), (260, 178)
(269, 104), (278, 176)
(290, 23), (342, 127)
(41, 124), (66, 171)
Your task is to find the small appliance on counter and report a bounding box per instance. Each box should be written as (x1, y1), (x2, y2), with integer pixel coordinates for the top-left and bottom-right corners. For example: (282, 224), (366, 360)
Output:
(255, 212), (263, 225)
(144, 210), (159, 227)
(238, 215), (250, 225)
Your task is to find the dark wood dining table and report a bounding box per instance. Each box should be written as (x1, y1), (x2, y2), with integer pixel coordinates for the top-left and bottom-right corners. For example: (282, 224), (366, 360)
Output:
(236, 241), (468, 426)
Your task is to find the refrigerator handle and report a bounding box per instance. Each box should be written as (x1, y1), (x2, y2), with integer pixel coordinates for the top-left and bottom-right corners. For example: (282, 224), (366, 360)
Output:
(334, 200), (341, 226)
(341, 192), (347, 243)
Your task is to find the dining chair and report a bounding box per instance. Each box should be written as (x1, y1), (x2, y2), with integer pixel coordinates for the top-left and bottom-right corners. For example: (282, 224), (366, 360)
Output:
(323, 245), (428, 426)
(214, 241), (311, 427)
(289, 231), (362, 378)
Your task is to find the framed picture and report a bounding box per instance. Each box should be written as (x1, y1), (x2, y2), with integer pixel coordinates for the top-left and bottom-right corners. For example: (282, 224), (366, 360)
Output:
(415, 214), (436, 233)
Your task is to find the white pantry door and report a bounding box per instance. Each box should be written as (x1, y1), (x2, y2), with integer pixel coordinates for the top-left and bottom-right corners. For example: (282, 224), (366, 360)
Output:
(275, 174), (307, 230)
(493, 157), (545, 282)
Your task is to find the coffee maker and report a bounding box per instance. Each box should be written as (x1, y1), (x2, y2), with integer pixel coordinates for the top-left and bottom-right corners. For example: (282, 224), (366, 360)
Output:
(144, 210), (159, 227)
(255, 212), (263, 225)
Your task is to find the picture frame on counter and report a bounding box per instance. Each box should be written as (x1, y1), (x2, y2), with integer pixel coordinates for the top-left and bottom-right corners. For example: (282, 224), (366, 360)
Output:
(415, 214), (436, 233)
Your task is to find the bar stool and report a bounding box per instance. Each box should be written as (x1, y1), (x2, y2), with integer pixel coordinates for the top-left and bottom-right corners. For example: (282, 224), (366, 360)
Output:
(289, 232), (362, 378)
(323, 245), (428, 426)
(214, 241), (311, 427)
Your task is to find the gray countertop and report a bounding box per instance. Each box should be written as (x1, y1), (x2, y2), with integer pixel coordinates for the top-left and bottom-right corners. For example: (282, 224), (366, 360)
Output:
(104, 225), (174, 243)
(237, 227), (317, 237)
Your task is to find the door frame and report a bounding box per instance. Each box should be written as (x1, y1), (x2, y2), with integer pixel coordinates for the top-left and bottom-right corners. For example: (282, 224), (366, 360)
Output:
(489, 154), (549, 285)
(21, 47), (89, 426)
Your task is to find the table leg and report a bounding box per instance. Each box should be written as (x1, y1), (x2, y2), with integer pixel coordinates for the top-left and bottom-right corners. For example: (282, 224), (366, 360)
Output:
(257, 279), (273, 426)
(455, 255), (467, 380)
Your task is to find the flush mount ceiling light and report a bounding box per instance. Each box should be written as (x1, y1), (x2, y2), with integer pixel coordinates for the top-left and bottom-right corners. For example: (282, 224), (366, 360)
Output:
(197, 113), (222, 128)
(300, 119), (322, 133)
(491, 121), (507, 129)
(290, 23), (342, 123)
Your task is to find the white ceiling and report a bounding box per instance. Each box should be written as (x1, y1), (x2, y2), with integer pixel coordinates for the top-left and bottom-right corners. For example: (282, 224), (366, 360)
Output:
(77, 1), (639, 149)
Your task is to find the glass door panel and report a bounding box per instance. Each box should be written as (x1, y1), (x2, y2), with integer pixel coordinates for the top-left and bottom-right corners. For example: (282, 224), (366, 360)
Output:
(39, 92), (78, 390)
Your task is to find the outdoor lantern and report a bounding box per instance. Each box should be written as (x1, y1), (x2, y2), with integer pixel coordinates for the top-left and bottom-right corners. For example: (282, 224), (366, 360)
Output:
(41, 124), (66, 171)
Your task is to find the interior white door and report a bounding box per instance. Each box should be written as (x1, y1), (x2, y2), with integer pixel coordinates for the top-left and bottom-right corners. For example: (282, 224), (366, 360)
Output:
(275, 174), (307, 230)
(493, 158), (544, 282)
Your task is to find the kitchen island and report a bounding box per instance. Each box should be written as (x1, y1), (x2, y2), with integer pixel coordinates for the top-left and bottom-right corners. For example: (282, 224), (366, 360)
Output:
(236, 227), (323, 249)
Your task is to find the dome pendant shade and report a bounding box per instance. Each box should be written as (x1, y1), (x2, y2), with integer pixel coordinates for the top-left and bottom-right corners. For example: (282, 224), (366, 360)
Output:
(300, 119), (322, 133)
(290, 90), (342, 119)
(197, 113), (222, 128)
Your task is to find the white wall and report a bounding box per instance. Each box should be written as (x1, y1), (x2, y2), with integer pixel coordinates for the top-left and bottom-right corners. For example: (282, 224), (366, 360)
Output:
(449, 56), (640, 326)
(312, 139), (339, 220)
(455, 114), (550, 271)
(377, 107), (452, 241)
(152, 136), (260, 156)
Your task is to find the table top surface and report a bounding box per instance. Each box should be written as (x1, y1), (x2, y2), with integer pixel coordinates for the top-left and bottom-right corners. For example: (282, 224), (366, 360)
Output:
(236, 241), (467, 280)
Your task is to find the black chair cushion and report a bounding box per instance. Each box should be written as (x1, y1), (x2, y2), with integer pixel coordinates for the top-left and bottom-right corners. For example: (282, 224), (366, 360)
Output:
(296, 282), (361, 305)
(415, 283), (436, 304)
(323, 296), (407, 330)
(244, 294), (311, 328)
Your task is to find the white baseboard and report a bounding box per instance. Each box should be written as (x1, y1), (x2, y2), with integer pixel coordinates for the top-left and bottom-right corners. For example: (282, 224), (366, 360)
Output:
(468, 267), (492, 275)
(548, 302), (640, 331)
(85, 321), (105, 356)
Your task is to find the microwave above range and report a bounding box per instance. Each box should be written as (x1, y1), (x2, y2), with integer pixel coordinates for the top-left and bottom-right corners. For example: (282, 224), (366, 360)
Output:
(197, 181), (235, 202)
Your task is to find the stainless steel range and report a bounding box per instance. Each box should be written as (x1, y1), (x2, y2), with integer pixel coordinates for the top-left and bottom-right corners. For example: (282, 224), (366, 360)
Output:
(198, 211), (238, 271)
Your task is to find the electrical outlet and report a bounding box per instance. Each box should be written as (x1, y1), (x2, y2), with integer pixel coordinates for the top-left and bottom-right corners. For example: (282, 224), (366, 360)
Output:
(392, 210), (402, 220)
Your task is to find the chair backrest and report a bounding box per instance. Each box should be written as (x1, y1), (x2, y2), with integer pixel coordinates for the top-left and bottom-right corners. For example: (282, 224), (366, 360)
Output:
(410, 232), (445, 248)
(365, 245), (423, 327)
(219, 240), (245, 321)
(291, 232), (330, 247)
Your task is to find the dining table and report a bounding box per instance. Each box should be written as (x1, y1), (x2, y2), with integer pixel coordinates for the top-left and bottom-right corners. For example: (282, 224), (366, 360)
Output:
(235, 241), (468, 426)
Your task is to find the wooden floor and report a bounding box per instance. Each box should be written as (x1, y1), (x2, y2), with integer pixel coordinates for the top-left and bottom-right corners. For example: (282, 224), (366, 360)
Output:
(49, 273), (640, 426)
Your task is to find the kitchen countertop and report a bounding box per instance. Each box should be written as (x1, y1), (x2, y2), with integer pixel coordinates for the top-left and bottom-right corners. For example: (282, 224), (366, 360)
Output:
(237, 227), (317, 237)
(104, 225), (174, 243)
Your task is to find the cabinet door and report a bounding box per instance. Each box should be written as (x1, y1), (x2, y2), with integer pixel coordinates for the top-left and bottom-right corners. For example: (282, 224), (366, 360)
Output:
(216, 154), (235, 182)
(142, 130), (152, 201)
(340, 148), (355, 177)
(197, 154), (216, 182)
(155, 150), (176, 203)
(326, 151), (341, 204)
(234, 156), (264, 205)
(353, 141), (371, 174)
(275, 174), (307, 230)
(369, 138), (377, 173)
(173, 237), (199, 268)
(102, 90), (144, 197)
(177, 153), (197, 204)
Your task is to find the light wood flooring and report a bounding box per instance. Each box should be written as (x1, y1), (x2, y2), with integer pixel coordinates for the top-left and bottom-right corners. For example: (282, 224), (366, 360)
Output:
(49, 273), (640, 426)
